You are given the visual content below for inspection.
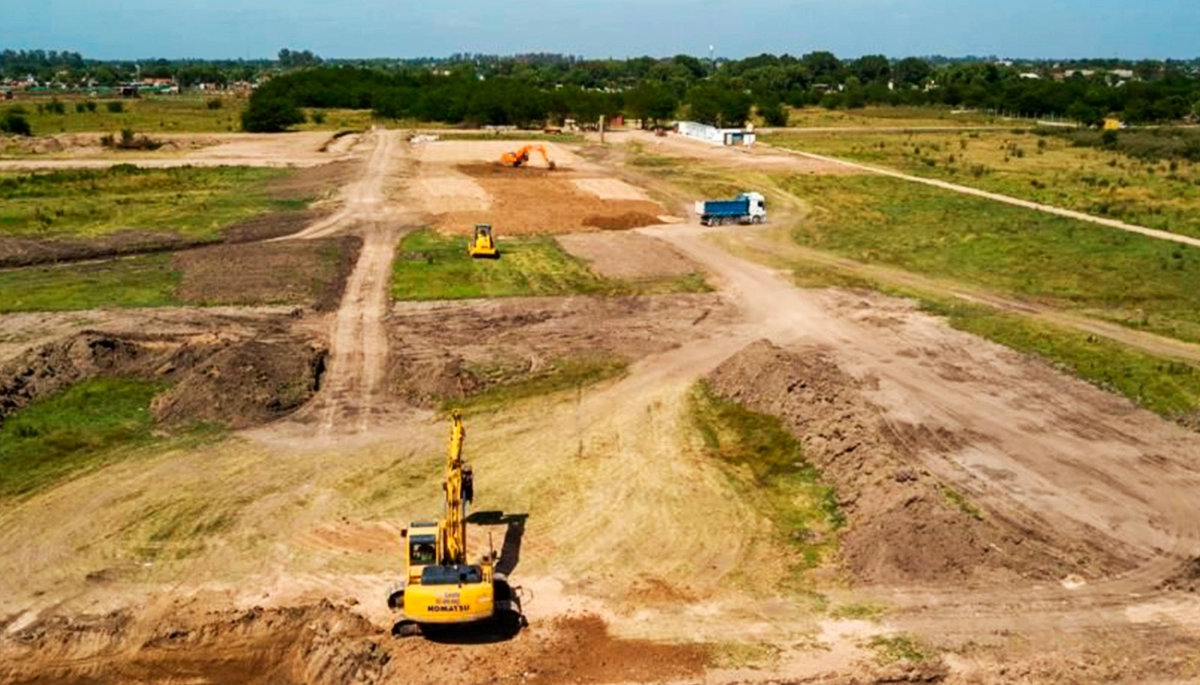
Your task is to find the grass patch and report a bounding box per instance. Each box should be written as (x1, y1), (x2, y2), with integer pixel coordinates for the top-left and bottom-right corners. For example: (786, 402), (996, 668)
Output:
(867, 634), (929, 665)
(0, 165), (301, 241)
(830, 602), (888, 621)
(706, 642), (783, 670)
(689, 381), (843, 573)
(779, 174), (1200, 345)
(452, 356), (628, 413)
(935, 482), (985, 521)
(392, 229), (705, 300)
(4, 97), (248, 135)
(0, 378), (168, 499)
(923, 298), (1200, 422)
(768, 129), (1200, 238)
(0, 254), (179, 312)
(782, 106), (1002, 129)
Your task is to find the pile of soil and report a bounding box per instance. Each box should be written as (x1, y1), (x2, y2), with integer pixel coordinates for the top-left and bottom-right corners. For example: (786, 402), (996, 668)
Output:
(0, 209), (329, 269)
(1160, 556), (1200, 592)
(0, 605), (705, 685)
(0, 330), (326, 430)
(705, 340), (1127, 584)
(582, 212), (665, 231)
(0, 602), (389, 685)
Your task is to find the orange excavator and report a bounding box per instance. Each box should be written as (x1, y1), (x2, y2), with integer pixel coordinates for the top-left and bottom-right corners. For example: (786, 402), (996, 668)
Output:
(499, 145), (557, 170)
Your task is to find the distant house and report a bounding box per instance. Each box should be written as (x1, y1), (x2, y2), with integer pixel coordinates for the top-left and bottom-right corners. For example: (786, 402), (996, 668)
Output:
(1019, 72), (1041, 80)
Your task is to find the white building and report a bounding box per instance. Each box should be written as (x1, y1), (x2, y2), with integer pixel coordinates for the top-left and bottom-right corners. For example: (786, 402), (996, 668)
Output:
(677, 121), (756, 147)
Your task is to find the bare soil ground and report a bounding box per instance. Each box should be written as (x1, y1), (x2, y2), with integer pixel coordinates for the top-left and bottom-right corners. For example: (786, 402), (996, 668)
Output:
(0, 132), (360, 170)
(413, 140), (672, 235)
(174, 235), (360, 312)
(4, 131), (1200, 684)
(556, 232), (702, 279)
(385, 294), (735, 407)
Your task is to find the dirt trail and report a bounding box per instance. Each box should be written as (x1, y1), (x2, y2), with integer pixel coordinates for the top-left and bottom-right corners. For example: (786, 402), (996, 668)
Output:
(643, 222), (1200, 595)
(768, 144), (1200, 250)
(284, 129), (420, 435)
(720, 224), (1200, 366)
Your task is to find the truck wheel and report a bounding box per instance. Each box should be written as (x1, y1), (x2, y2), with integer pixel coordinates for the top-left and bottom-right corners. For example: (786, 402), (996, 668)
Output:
(752, 215), (763, 224)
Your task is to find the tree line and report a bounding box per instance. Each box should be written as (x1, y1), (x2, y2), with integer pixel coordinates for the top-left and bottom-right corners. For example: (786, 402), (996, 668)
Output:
(243, 55), (1200, 132)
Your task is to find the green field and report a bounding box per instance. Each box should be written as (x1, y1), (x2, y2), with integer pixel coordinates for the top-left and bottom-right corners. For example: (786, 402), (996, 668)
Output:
(0, 254), (178, 312)
(767, 129), (1200, 238)
(0, 165), (301, 240)
(781, 106), (1003, 129)
(0, 378), (167, 499)
(778, 174), (1200, 345)
(1, 97), (376, 136)
(391, 229), (708, 300)
(454, 356), (629, 413)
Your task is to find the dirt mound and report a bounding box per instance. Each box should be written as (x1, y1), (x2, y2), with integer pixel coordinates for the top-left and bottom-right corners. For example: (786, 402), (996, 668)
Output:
(583, 211), (665, 231)
(0, 209), (329, 269)
(0, 330), (325, 430)
(0, 606), (703, 685)
(456, 162), (567, 178)
(1160, 557), (1200, 592)
(151, 339), (326, 429)
(706, 340), (1127, 584)
(0, 602), (388, 685)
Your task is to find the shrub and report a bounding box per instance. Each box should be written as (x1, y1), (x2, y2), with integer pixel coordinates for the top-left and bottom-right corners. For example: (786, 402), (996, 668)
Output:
(206, 98), (223, 110)
(46, 99), (66, 115)
(310, 110), (327, 125)
(0, 112), (32, 136)
(106, 101), (124, 114)
(75, 102), (87, 113)
(85, 101), (97, 112)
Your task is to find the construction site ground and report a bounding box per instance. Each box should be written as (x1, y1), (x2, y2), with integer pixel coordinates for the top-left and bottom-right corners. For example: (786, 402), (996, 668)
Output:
(2, 129), (1200, 685)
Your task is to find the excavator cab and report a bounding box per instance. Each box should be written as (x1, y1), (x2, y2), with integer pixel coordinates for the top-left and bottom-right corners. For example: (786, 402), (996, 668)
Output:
(468, 224), (499, 259)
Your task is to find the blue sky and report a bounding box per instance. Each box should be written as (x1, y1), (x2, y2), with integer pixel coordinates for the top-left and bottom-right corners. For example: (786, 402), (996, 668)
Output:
(2, 0), (1197, 60)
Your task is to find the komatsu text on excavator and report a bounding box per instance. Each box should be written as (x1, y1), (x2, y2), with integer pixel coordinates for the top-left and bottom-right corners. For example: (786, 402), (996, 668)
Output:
(499, 144), (557, 170)
(387, 411), (521, 636)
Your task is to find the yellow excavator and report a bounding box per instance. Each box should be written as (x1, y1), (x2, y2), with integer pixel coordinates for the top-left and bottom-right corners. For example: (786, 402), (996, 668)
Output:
(387, 411), (521, 636)
(468, 224), (499, 259)
(499, 144), (557, 170)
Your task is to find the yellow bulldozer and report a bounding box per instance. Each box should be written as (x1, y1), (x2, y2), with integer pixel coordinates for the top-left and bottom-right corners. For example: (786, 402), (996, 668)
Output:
(387, 411), (522, 636)
(468, 224), (499, 259)
(499, 144), (556, 170)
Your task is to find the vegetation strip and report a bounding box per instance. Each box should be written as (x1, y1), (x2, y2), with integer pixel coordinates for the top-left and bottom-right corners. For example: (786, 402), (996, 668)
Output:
(0, 378), (167, 499)
(688, 382), (842, 574)
(391, 229), (707, 301)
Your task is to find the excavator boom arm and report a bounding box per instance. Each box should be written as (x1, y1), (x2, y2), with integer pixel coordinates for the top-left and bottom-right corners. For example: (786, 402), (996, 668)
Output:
(439, 410), (468, 566)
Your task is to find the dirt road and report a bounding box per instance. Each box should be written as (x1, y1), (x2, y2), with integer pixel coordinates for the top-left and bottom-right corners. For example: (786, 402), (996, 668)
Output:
(287, 129), (421, 435)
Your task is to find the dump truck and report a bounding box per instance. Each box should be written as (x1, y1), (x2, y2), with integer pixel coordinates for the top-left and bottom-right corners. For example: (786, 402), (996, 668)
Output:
(387, 411), (522, 636)
(695, 192), (767, 226)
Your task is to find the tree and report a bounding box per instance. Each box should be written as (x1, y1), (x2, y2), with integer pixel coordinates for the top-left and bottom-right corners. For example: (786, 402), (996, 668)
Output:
(801, 51), (842, 85)
(894, 57), (931, 87)
(854, 54), (891, 84)
(241, 95), (304, 132)
(0, 111), (32, 136)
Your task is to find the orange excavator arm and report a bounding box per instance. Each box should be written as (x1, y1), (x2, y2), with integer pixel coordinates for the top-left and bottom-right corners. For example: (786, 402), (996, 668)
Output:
(499, 145), (556, 170)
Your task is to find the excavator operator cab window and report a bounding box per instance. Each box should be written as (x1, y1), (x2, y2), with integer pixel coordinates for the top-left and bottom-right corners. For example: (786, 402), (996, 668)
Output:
(409, 535), (437, 565)
(421, 564), (483, 586)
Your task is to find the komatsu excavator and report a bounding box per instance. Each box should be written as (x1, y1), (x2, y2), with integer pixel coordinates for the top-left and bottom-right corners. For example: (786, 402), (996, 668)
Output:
(499, 144), (557, 170)
(387, 411), (520, 636)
